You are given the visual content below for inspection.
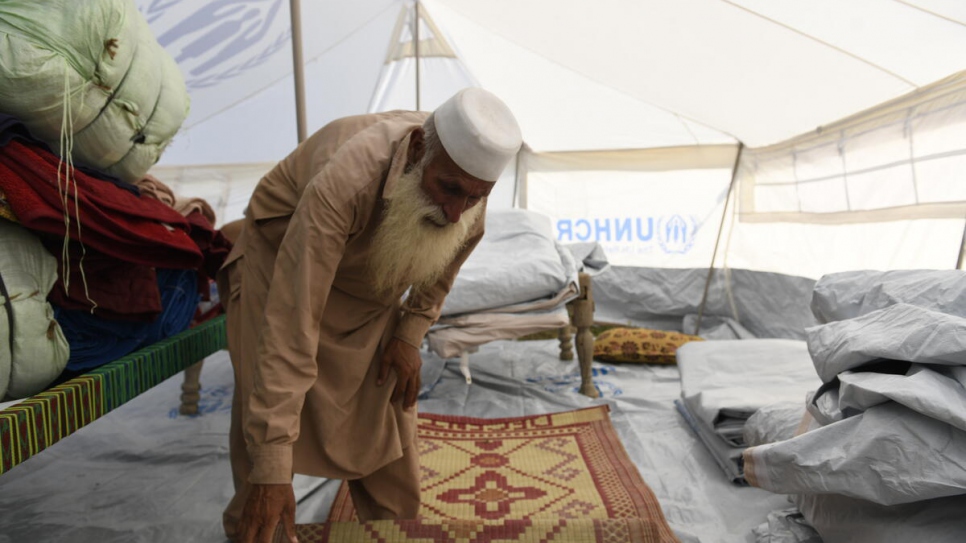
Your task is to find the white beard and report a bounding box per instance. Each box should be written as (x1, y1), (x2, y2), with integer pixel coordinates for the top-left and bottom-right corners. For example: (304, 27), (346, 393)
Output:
(369, 164), (483, 296)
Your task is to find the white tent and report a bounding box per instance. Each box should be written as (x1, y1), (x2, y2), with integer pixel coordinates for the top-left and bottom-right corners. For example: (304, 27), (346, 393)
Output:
(140, 0), (966, 278)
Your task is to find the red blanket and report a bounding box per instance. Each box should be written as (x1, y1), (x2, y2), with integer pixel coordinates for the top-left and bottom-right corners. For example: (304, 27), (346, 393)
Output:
(0, 139), (202, 269)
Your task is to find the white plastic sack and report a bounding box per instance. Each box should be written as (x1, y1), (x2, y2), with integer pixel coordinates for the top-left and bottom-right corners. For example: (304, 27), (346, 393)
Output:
(0, 222), (70, 399)
(0, 0), (189, 182)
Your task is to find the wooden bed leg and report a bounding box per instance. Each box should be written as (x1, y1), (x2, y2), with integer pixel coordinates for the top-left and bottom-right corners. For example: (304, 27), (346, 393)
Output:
(179, 361), (204, 415)
(569, 273), (598, 398)
(558, 324), (574, 361)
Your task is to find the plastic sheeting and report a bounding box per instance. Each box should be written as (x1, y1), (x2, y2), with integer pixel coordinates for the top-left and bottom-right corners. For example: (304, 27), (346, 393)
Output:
(678, 340), (820, 446)
(744, 269), (966, 510)
(674, 340), (821, 484)
(0, 341), (798, 543)
(590, 266), (817, 340)
(810, 269), (966, 324)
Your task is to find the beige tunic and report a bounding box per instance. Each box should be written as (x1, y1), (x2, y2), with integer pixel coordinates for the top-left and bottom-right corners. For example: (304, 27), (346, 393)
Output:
(220, 111), (486, 485)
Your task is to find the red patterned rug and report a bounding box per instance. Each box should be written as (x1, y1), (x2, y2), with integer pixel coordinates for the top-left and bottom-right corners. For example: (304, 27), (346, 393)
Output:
(294, 405), (679, 542)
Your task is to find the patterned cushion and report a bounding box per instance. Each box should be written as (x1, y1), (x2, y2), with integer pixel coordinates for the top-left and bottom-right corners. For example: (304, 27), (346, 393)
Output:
(593, 327), (703, 364)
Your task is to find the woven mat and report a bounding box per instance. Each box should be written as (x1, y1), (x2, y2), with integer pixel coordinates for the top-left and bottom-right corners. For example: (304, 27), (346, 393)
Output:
(295, 405), (678, 543)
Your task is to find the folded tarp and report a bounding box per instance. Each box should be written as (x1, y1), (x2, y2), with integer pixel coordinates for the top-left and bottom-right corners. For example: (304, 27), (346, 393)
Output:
(0, 0), (189, 182)
(675, 339), (820, 484)
(744, 269), (966, 507)
(678, 339), (820, 447)
(674, 399), (746, 484)
(0, 222), (69, 399)
(793, 491), (966, 543)
(810, 269), (966, 324)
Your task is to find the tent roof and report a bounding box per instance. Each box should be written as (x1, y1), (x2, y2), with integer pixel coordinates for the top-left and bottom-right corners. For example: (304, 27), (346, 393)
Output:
(139, 0), (966, 166)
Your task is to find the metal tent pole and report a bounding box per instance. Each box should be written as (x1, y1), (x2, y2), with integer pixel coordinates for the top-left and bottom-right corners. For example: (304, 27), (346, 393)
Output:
(414, 0), (421, 111)
(957, 214), (966, 269)
(290, 0), (307, 142)
(694, 142), (744, 335)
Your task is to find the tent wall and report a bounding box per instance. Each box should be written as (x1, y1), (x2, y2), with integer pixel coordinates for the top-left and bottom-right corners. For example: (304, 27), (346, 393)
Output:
(719, 70), (966, 278)
(520, 145), (738, 268)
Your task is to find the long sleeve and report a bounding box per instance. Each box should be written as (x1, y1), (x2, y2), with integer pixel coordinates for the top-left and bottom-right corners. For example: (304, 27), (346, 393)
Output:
(245, 176), (353, 484)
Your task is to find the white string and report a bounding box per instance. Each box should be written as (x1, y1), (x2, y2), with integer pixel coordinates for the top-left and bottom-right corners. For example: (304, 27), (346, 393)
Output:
(58, 62), (96, 313)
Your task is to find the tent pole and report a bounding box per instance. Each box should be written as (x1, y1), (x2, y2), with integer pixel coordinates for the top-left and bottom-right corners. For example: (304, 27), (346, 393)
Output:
(289, 0), (307, 142)
(957, 215), (966, 269)
(694, 142), (744, 335)
(414, 0), (421, 111)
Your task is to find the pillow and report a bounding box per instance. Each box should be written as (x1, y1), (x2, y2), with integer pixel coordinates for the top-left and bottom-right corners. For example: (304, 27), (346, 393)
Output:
(593, 327), (703, 364)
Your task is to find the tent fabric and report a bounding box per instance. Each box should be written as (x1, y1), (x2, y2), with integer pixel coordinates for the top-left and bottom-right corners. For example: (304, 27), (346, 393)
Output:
(736, 71), (966, 224)
(140, 0), (966, 160)
(136, 0), (966, 278)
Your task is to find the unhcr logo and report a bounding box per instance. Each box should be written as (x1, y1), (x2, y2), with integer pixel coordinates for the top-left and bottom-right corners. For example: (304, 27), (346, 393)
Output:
(556, 215), (697, 255)
(658, 215), (697, 254)
(143, 0), (289, 89)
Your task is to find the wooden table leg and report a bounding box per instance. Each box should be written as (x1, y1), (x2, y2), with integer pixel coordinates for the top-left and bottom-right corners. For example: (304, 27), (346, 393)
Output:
(568, 273), (598, 398)
(179, 360), (204, 415)
(558, 323), (574, 361)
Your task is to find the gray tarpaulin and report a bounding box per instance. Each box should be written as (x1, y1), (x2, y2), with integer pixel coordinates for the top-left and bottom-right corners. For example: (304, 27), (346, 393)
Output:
(0, 341), (796, 543)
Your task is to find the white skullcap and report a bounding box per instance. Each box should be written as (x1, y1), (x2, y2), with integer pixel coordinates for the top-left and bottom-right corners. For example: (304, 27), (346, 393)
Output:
(434, 88), (522, 182)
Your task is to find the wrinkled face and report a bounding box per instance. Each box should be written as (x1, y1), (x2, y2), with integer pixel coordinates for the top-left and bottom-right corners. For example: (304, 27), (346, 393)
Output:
(407, 128), (495, 226)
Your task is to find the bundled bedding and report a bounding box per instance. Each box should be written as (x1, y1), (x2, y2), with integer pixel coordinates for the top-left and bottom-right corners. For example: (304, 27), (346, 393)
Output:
(0, 221), (69, 399)
(0, 0), (189, 182)
(426, 209), (579, 359)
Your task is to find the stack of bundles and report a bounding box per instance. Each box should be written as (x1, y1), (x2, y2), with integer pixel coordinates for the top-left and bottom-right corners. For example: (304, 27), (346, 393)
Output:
(0, 0), (189, 182)
(0, 117), (230, 378)
(0, 221), (69, 400)
(743, 270), (966, 543)
(0, 0), (232, 389)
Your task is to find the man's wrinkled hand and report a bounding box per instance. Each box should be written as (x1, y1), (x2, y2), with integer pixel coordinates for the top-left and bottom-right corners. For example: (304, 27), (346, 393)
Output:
(377, 337), (422, 409)
(238, 483), (298, 543)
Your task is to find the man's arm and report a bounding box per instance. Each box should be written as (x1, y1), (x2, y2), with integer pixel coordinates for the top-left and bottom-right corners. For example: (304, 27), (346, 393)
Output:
(237, 175), (354, 543)
(247, 177), (352, 482)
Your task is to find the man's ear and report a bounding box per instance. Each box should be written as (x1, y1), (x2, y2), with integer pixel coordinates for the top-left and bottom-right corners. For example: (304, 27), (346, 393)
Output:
(406, 127), (425, 171)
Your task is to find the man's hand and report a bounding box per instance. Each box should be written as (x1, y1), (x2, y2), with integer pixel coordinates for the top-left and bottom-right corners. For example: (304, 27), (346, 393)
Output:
(237, 483), (298, 543)
(377, 337), (422, 409)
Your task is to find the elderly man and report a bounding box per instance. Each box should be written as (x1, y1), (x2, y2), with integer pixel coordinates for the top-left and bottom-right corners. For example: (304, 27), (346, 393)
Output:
(217, 88), (522, 543)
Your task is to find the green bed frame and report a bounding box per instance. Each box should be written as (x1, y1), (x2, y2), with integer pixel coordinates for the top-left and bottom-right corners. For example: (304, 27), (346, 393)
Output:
(0, 315), (227, 476)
